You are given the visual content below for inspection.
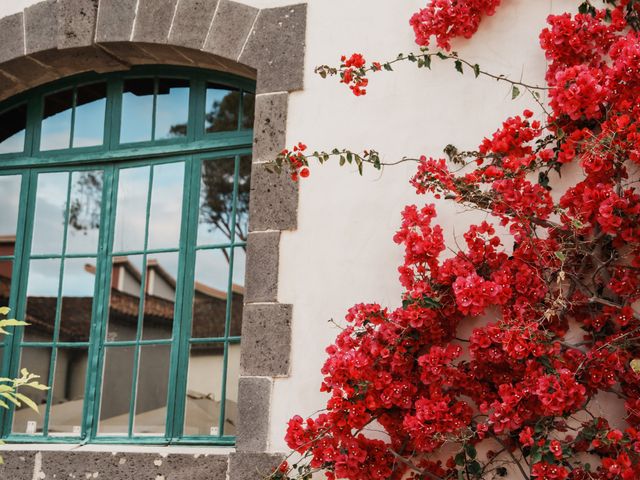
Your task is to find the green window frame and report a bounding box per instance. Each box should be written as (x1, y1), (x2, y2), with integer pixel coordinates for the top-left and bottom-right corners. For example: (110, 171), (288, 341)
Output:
(0, 66), (254, 445)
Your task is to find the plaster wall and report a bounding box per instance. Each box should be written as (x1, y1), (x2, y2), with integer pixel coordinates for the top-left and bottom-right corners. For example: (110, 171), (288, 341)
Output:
(271, 0), (576, 453)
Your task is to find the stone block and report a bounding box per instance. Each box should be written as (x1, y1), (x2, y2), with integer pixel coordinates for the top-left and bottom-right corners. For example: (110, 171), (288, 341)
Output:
(136, 43), (193, 66)
(0, 452), (35, 480)
(241, 303), (292, 376)
(32, 45), (127, 76)
(57, 0), (100, 49)
(96, 0), (138, 43)
(204, 0), (258, 61)
(245, 231), (280, 303)
(169, 0), (219, 50)
(0, 71), (23, 103)
(248, 165), (298, 232)
(239, 4), (306, 93)
(25, 0), (58, 54)
(0, 57), (58, 91)
(98, 42), (158, 66)
(132, 0), (178, 44)
(236, 376), (271, 452)
(228, 452), (284, 480)
(38, 451), (229, 479)
(0, 13), (24, 64)
(252, 92), (288, 163)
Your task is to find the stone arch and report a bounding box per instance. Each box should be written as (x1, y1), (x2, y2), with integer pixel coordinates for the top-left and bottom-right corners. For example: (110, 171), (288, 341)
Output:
(0, 1), (304, 478)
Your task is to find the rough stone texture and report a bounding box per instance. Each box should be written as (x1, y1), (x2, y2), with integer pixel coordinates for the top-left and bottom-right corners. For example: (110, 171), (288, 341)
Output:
(38, 451), (229, 479)
(31, 46), (128, 76)
(96, 0), (138, 43)
(132, 0), (178, 44)
(0, 57), (59, 97)
(0, 13), (24, 64)
(169, 0), (219, 50)
(252, 92), (288, 164)
(239, 4), (306, 93)
(228, 452), (284, 480)
(204, 0), (258, 61)
(0, 452), (36, 479)
(245, 231), (280, 303)
(241, 303), (292, 376)
(57, 0), (99, 49)
(97, 42), (159, 66)
(249, 165), (298, 232)
(0, 71), (23, 102)
(236, 376), (271, 452)
(24, 0), (58, 54)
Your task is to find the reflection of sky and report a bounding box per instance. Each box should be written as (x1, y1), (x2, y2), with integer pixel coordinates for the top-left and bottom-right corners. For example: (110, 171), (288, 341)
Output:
(156, 87), (188, 139)
(194, 247), (245, 292)
(0, 130), (25, 154)
(61, 258), (96, 297)
(120, 90), (152, 143)
(27, 259), (60, 297)
(147, 162), (184, 250)
(0, 175), (21, 236)
(73, 99), (105, 148)
(205, 87), (237, 132)
(31, 172), (68, 255)
(113, 166), (150, 253)
(66, 171), (103, 255)
(40, 109), (71, 151)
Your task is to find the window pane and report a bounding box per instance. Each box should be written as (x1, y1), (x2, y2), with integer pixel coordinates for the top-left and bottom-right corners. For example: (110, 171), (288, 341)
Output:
(49, 347), (87, 436)
(155, 79), (189, 140)
(236, 155), (251, 243)
(221, 342), (240, 436)
(0, 175), (22, 239)
(205, 84), (239, 133)
(197, 157), (236, 246)
(229, 246), (245, 338)
(106, 255), (143, 342)
(242, 91), (255, 129)
(183, 342), (224, 436)
(66, 170), (103, 255)
(192, 249), (229, 339)
(142, 252), (178, 340)
(0, 104), (27, 154)
(98, 346), (134, 435)
(147, 162), (184, 250)
(41, 88), (73, 151)
(59, 258), (96, 343)
(133, 344), (171, 435)
(31, 171), (69, 255)
(0, 259), (13, 307)
(24, 259), (61, 342)
(12, 347), (51, 435)
(120, 78), (153, 144)
(113, 166), (150, 253)
(73, 83), (106, 148)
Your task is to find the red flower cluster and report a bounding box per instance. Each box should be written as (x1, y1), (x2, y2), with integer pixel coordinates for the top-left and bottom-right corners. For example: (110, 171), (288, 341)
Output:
(277, 1), (640, 479)
(340, 53), (370, 96)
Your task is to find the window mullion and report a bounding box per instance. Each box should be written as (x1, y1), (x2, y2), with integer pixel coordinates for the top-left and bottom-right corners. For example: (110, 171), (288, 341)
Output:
(84, 165), (118, 441)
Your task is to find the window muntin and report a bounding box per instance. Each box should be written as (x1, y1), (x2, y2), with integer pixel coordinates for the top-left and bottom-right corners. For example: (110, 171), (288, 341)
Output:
(0, 67), (253, 445)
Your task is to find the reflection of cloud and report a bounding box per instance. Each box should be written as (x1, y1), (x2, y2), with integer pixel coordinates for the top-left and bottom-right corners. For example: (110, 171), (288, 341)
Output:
(31, 172), (68, 254)
(147, 163), (185, 250)
(156, 89), (189, 139)
(27, 259), (61, 296)
(62, 258), (96, 297)
(0, 131), (25, 154)
(194, 247), (245, 292)
(113, 167), (149, 253)
(0, 175), (21, 236)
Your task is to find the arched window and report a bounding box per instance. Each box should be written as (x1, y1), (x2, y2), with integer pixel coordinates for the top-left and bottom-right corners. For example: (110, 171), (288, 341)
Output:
(0, 66), (254, 444)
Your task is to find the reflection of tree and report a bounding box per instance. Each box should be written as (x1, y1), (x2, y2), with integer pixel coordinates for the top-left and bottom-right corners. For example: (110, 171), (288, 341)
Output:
(200, 157), (251, 261)
(68, 172), (102, 233)
(170, 90), (241, 137)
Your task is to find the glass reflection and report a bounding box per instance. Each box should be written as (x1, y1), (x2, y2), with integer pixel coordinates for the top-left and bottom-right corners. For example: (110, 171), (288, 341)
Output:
(147, 162), (184, 250)
(191, 249), (230, 339)
(236, 155), (251, 243)
(98, 346), (134, 435)
(242, 91), (255, 129)
(106, 255), (143, 342)
(0, 104), (27, 154)
(41, 88), (73, 151)
(12, 347), (51, 435)
(31, 172), (69, 255)
(205, 84), (239, 133)
(59, 258), (96, 343)
(113, 166), (150, 253)
(133, 344), (170, 435)
(197, 157), (237, 246)
(120, 78), (154, 144)
(156, 79), (189, 139)
(66, 170), (103, 255)
(183, 342), (224, 436)
(24, 259), (61, 343)
(229, 247), (245, 338)
(49, 347), (87, 435)
(0, 175), (22, 238)
(142, 252), (178, 340)
(221, 343), (240, 436)
(73, 83), (106, 148)
(0, 259), (13, 307)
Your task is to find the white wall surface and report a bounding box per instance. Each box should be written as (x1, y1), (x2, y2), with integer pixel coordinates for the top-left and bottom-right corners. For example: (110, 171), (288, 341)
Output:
(271, 0), (575, 452)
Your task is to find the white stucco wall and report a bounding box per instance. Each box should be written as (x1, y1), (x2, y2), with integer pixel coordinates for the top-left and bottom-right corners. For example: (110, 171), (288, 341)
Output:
(270, 0), (575, 452)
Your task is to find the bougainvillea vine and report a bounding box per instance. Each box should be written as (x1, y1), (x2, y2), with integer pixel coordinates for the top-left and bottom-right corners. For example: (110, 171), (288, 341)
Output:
(268, 1), (640, 479)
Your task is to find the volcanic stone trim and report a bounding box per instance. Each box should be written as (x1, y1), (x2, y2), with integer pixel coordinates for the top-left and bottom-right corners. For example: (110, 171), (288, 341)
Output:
(0, 0), (306, 474)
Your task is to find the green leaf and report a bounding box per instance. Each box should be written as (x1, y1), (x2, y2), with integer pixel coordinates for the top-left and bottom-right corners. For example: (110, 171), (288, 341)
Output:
(383, 63), (393, 71)
(454, 452), (465, 466)
(473, 64), (480, 78)
(14, 392), (39, 413)
(465, 444), (477, 459)
(454, 60), (463, 74)
(554, 251), (566, 262)
(0, 319), (28, 328)
(423, 55), (432, 69)
(436, 52), (447, 60)
(0, 307), (10, 316)
(511, 85), (521, 99)
(468, 461), (481, 475)
(631, 358), (640, 373)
